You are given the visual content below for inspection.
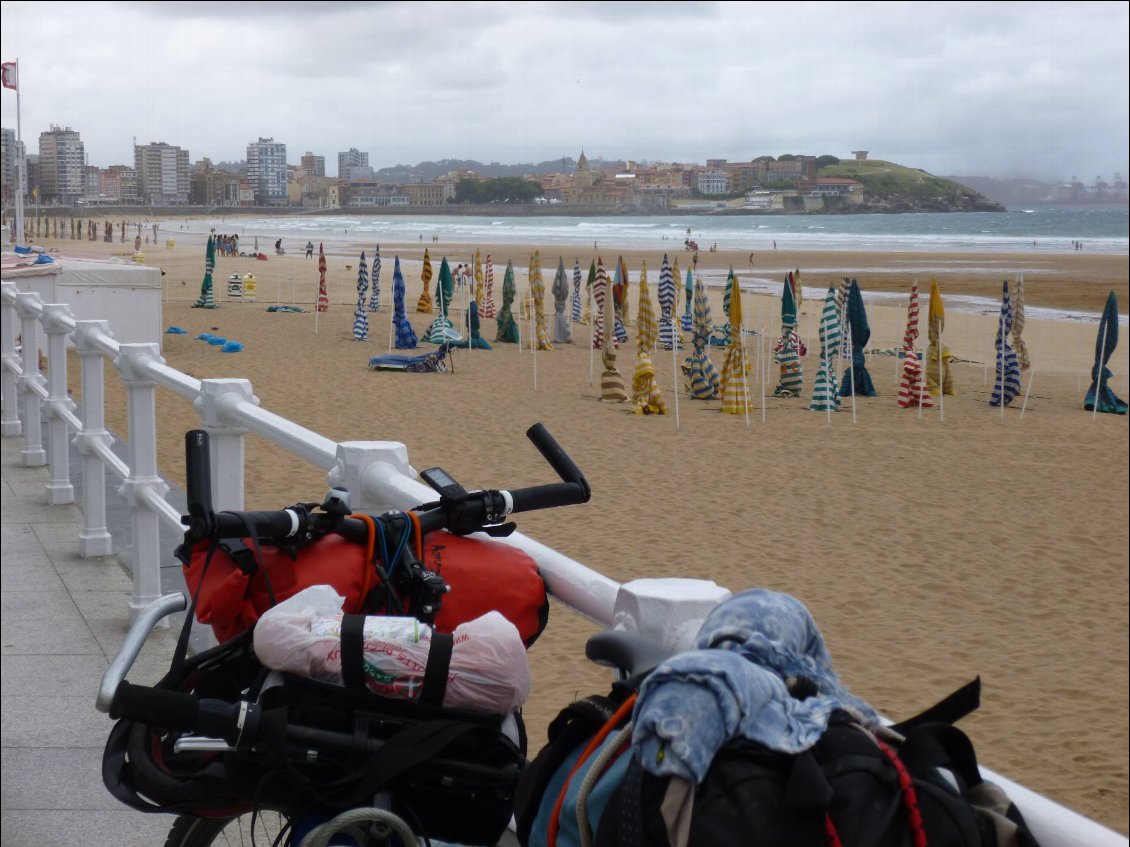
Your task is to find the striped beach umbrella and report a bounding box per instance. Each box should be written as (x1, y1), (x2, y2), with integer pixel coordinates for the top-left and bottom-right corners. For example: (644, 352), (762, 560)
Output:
(612, 257), (629, 343)
(1085, 291), (1127, 414)
(592, 259), (609, 350)
(417, 249), (434, 312)
(531, 251), (552, 350)
(620, 256), (633, 327)
(192, 235), (217, 309)
(684, 270), (720, 400)
(720, 266), (735, 344)
(582, 259), (596, 325)
(424, 257), (457, 343)
(681, 265), (694, 331)
(989, 280), (1021, 407)
(926, 278), (954, 395)
(495, 260), (520, 343)
(896, 280), (933, 409)
(788, 269), (804, 309)
(474, 250), (484, 305)
(838, 279), (877, 397)
(809, 285), (843, 412)
(352, 251), (369, 341)
(601, 268), (627, 403)
(391, 256), (418, 349)
(631, 261), (665, 414)
(773, 276), (804, 397)
(657, 253), (677, 350)
(368, 245), (381, 312)
(482, 254), (496, 318)
(521, 252), (537, 320)
(552, 258), (572, 343)
(720, 276), (750, 415)
(316, 243), (329, 312)
(455, 301), (492, 350)
(571, 259), (582, 323)
(1012, 275), (1030, 370)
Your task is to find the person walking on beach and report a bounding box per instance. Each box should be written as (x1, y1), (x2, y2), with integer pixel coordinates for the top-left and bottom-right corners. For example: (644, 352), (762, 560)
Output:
(306, 241), (314, 259)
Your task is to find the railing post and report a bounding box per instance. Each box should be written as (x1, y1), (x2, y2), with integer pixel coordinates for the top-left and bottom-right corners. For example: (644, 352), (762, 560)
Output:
(116, 343), (169, 622)
(73, 320), (115, 557)
(327, 441), (419, 513)
(40, 304), (76, 505)
(14, 291), (46, 466)
(1, 282), (22, 437)
(193, 378), (258, 512)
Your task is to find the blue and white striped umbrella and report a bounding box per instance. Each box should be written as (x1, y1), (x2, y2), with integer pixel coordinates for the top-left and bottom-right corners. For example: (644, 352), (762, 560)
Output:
(352, 251), (369, 341)
(368, 245), (381, 312)
(392, 256), (418, 349)
(989, 280), (1021, 407)
(571, 259), (582, 322)
(681, 267), (694, 331)
(685, 270), (719, 399)
(658, 253), (677, 349)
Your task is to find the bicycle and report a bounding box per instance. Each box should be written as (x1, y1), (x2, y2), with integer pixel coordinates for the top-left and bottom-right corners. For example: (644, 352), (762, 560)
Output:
(98, 423), (661, 847)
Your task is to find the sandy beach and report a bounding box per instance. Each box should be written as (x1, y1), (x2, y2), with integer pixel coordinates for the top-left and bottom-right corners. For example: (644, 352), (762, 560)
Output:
(26, 223), (1129, 834)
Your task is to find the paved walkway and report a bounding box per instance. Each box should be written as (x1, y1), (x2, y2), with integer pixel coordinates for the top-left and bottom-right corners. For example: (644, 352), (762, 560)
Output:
(1, 434), (181, 847)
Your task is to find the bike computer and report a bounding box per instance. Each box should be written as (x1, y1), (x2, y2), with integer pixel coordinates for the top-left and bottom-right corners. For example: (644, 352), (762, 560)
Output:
(420, 467), (467, 500)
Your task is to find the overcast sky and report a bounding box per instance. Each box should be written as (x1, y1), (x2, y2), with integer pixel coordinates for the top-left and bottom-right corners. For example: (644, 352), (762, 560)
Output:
(2, 1), (1127, 183)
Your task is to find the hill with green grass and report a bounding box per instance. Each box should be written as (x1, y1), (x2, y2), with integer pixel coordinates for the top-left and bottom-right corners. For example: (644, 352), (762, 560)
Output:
(817, 159), (1004, 211)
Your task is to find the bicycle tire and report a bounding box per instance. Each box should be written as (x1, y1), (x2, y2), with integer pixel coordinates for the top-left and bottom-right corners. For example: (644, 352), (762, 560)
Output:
(164, 808), (293, 847)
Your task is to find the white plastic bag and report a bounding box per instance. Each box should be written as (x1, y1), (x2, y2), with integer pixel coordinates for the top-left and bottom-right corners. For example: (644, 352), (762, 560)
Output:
(253, 585), (530, 714)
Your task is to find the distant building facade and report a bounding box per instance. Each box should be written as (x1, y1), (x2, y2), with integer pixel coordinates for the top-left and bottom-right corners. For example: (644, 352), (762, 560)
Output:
(1, 127), (16, 202)
(338, 148), (370, 180)
(99, 165), (137, 203)
(191, 158), (242, 206)
(134, 141), (191, 204)
(301, 151), (326, 177)
(38, 125), (85, 204)
(247, 137), (288, 206)
(697, 171), (730, 195)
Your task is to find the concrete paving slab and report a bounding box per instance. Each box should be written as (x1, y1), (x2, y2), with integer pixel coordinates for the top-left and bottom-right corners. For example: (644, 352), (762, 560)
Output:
(0, 809), (175, 847)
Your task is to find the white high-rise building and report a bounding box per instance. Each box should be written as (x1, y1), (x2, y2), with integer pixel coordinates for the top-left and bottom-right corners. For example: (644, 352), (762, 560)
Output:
(338, 147), (370, 180)
(134, 142), (191, 204)
(38, 125), (85, 204)
(248, 137), (288, 206)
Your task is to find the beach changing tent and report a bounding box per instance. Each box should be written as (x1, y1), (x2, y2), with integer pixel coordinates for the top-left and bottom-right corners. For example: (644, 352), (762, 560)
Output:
(989, 280), (1021, 408)
(1084, 290), (1127, 414)
(495, 260), (520, 343)
(838, 278), (877, 398)
(391, 256), (418, 349)
(809, 285), (843, 413)
(896, 280), (933, 409)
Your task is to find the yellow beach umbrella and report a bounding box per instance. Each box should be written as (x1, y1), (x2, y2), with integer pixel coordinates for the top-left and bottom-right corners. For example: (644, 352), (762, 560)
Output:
(926, 278), (954, 395)
(632, 262), (665, 414)
(720, 277), (750, 414)
(417, 248), (434, 312)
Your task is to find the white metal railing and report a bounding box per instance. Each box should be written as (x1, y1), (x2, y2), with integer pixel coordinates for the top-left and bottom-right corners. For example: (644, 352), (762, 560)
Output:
(0, 279), (1124, 847)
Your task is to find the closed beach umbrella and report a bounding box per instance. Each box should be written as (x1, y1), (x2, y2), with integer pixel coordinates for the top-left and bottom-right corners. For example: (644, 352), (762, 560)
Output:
(788, 269), (803, 309)
(720, 276), (750, 415)
(424, 257), (457, 343)
(612, 257), (629, 342)
(582, 259), (597, 325)
(392, 256), (418, 349)
(417, 249), (434, 312)
(192, 235), (217, 309)
(316, 243), (329, 312)
(681, 265), (694, 331)
(684, 270), (720, 399)
(352, 251), (369, 341)
(838, 279), (877, 397)
(482, 254), (496, 318)
(989, 280), (1021, 408)
(552, 257), (572, 343)
(926, 278), (954, 395)
(896, 280), (933, 409)
(1085, 291), (1127, 414)
(620, 255), (633, 327)
(474, 250), (484, 305)
(495, 260), (520, 343)
(720, 266), (735, 344)
(530, 251), (552, 350)
(773, 276), (805, 397)
(368, 245), (381, 312)
(658, 253), (677, 350)
(809, 285), (843, 412)
(592, 259), (609, 350)
(601, 269), (627, 403)
(631, 261), (665, 414)
(455, 300), (492, 350)
(1012, 275), (1030, 370)
(571, 259), (582, 323)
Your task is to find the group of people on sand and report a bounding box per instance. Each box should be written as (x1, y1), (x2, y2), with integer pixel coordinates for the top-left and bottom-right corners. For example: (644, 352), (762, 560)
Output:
(209, 231), (240, 256)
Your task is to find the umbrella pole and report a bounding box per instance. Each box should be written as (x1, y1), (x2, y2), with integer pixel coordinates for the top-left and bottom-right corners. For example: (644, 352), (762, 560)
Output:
(533, 303), (538, 391)
(588, 286), (595, 387)
(998, 310), (1006, 419)
(672, 320), (681, 429)
(760, 327), (767, 423)
(938, 323), (945, 423)
(741, 312), (751, 427)
(1093, 319), (1109, 421)
(1020, 368), (1035, 419)
(848, 324), (857, 424)
(387, 305), (394, 354)
(1076, 318), (1085, 393)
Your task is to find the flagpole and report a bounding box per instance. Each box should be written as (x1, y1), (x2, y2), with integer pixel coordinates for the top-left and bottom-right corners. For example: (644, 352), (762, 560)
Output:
(5, 59), (26, 248)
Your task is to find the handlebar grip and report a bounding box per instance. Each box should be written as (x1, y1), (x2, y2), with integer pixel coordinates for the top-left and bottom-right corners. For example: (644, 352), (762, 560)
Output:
(526, 424), (590, 498)
(111, 680), (201, 731)
(184, 430), (213, 518)
(508, 481), (589, 514)
(210, 509), (304, 539)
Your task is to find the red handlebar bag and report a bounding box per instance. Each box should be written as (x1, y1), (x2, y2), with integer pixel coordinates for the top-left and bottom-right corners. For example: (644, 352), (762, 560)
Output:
(182, 528), (549, 647)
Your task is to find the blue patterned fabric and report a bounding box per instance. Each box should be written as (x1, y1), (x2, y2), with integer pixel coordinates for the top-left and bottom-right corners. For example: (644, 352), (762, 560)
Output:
(1085, 291), (1128, 414)
(392, 257), (418, 349)
(658, 254), (678, 350)
(353, 251), (370, 341)
(989, 281), (1021, 407)
(368, 246), (381, 312)
(839, 279), (877, 397)
(632, 589), (879, 783)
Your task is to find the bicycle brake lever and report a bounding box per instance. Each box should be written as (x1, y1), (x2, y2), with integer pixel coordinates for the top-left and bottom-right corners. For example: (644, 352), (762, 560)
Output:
(480, 522), (517, 538)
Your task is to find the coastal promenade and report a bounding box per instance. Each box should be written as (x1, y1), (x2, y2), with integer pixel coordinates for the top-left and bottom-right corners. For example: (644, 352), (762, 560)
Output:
(0, 435), (177, 847)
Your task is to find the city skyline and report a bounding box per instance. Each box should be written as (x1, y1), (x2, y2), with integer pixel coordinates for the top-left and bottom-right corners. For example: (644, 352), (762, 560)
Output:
(2, 1), (1128, 183)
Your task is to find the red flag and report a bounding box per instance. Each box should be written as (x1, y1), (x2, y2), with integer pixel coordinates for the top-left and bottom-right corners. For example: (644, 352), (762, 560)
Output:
(1, 62), (17, 90)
